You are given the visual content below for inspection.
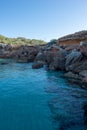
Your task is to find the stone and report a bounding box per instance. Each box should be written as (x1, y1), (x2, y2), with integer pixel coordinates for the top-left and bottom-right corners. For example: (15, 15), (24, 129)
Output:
(57, 31), (87, 47)
(46, 44), (62, 52)
(64, 71), (79, 79)
(79, 41), (87, 58)
(52, 50), (67, 70)
(14, 45), (38, 62)
(67, 61), (87, 73)
(45, 51), (55, 65)
(35, 52), (46, 62)
(65, 50), (82, 71)
(65, 45), (79, 51)
(79, 70), (87, 77)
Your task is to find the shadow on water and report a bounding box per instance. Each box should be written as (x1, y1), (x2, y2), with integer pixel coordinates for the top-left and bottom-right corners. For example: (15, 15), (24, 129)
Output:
(45, 70), (87, 130)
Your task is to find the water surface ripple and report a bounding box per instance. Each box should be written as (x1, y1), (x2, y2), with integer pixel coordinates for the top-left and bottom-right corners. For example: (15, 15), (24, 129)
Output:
(0, 59), (87, 130)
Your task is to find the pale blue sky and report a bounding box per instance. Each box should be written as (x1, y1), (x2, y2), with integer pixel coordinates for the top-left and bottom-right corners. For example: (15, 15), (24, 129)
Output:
(0, 0), (87, 41)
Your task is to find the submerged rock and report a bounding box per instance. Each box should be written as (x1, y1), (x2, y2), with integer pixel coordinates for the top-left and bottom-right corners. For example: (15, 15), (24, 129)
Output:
(32, 61), (44, 69)
(0, 62), (9, 65)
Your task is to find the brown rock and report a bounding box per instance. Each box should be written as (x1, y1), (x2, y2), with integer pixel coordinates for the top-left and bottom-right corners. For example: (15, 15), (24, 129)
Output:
(65, 45), (79, 51)
(14, 45), (38, 62)
(51, 50), (67, 70)
(35, 52), (46, 62)
(57, 31), (87, 47)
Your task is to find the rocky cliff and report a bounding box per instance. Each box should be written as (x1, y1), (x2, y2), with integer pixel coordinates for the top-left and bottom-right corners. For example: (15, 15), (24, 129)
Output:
(0, 30), (87, 89)
(57, 31), (87, 47)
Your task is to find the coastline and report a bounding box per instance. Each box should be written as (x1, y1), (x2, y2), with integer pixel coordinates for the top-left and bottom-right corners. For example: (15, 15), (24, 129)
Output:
(0, 31), (87, 89)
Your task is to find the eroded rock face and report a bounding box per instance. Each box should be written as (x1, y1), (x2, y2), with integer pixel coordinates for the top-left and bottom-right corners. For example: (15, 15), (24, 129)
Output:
(79, 41), (87, 58)
(45, 45), (62, 66)
(13, 45), (38, 62)
(65, 44), (79, 51)
(50, 50), (67, 70)
(0, 43), (13, 58)
(68, 61), (87, 73)
(79, 70), (87, 77)
(35, 52), (46, 62)
(57, 31), (87, 47)
(0, 44), (39, 62)
(65, 50), (83, 71)
(64, 71), (87, 88)
(45, 45), (67, 70)
(0, 31), (87, 88)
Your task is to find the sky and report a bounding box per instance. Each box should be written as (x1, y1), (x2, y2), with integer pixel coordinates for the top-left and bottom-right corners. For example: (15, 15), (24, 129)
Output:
(0, 0), (87, 41)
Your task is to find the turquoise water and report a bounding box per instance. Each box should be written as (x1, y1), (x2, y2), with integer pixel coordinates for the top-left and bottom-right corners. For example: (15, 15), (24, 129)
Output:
(0, 59), (87, 130)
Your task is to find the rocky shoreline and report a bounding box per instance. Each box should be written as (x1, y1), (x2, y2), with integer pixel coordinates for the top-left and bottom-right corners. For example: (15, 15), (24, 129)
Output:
(0, 31), (87, 89)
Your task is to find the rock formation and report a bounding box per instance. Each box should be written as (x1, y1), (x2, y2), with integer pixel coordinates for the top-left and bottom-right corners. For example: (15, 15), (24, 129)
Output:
(0, 30), (87, 88)
(57, 31), (87, 47)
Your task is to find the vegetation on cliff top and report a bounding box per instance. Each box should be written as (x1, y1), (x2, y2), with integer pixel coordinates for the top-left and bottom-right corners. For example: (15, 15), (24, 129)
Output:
(0, 35), (47, 45)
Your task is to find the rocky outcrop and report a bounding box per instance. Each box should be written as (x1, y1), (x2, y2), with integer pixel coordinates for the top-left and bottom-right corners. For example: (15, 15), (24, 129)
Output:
(15, 45), (38, 62)
(0, 44), (39, 62)
(49, 50), (67, 70)
(64, 71), (82, 84)
(35, 52), (46, 62)
(65, 50), (83, 71)
(57, 31), (87, 47)
(79, 41), (87, 58)
(1, 31), (87, 88)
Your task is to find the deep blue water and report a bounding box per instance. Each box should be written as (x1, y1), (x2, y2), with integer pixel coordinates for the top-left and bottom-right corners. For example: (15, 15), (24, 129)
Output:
(0, 59), (87, 130)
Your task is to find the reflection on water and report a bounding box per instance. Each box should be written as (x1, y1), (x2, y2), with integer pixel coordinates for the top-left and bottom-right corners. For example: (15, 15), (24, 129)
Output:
(45, 71), (87, 130)
(0, 59), (87, 130)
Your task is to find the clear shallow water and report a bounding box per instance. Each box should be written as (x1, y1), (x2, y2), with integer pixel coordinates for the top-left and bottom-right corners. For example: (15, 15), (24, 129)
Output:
(0, 59), (87, 130)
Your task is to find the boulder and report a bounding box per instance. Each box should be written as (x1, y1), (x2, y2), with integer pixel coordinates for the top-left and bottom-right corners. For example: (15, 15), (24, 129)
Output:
(79, 41), (87, 58)
(79, 70), (87, 77)
(35, 52), (46, 62)
(45, 51), (55, 65)
(64, 71), (84, 86)
(67, 61), (87, 73)
(64, 71), (79, 79)
(44, 45), (63, 69)
(15, 45), (38, 62)
(46, 44), (62, 52)
(51, 50), (67, 70)
(65, 50), (82, 71)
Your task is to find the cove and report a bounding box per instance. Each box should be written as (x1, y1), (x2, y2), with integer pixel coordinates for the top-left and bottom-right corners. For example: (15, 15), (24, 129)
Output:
(0, 59), (87, 130)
